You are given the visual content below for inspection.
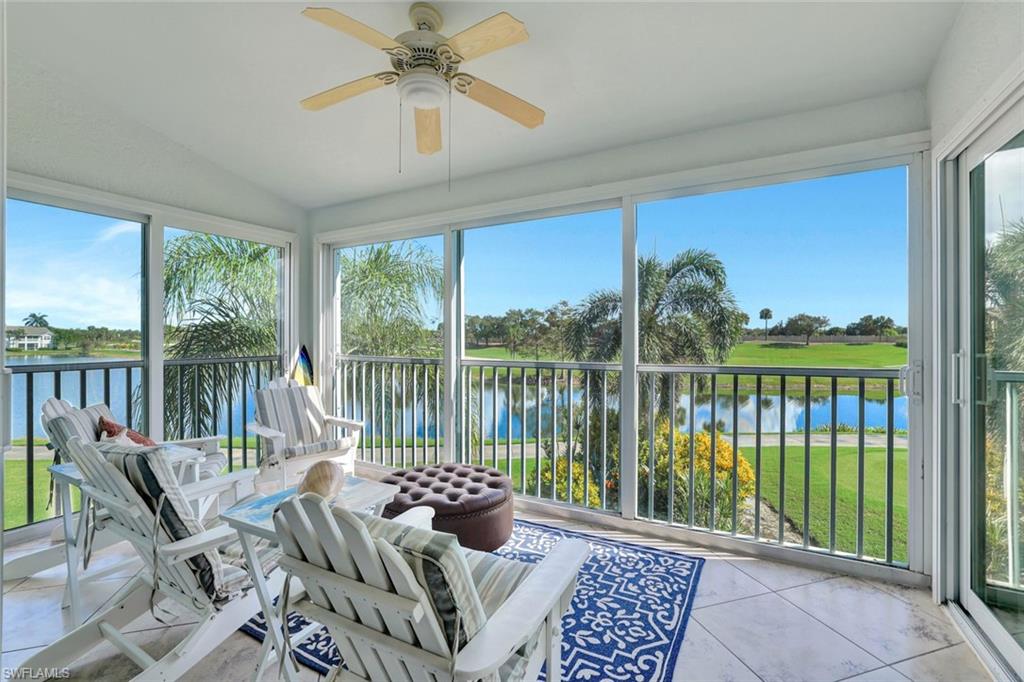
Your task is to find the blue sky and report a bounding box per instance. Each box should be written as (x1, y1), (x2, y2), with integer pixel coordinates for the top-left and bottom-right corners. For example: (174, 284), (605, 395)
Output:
(465, 165), (908, 327)
(7, 165), (909, 331)
(5, 198), (143, 329)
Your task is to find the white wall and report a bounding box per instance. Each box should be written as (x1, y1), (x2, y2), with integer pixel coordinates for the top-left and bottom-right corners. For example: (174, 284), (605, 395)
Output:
(310, 89), (928, 234)
(927, 2), (1024, 147)
(8, 55), (305, 233)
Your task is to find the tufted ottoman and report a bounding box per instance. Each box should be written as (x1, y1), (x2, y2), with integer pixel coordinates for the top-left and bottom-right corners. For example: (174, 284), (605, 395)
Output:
(380, 463), (514, 551)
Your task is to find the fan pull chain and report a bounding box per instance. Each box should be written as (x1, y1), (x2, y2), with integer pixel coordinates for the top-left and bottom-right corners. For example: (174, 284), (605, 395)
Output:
(397, 97), (403, 175)
(448, 82), (453, 192)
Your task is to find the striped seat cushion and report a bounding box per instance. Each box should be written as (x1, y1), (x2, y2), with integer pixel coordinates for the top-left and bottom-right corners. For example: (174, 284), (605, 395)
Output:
(281, 437), (357, 459)
(79, 438), (235, 603)
(44, 403), (115, 450)
(357, 512), (488, 650)
(463, 548), (534, 618)
(254, 385), (327, 460)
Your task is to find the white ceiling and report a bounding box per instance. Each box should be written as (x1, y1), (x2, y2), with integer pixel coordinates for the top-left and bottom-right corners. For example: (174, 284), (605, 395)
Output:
(8, 2), (961, 209)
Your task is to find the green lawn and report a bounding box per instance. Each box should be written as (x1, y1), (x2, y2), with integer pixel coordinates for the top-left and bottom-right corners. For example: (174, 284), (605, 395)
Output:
(465, 346), (557, 362)
(726, 341), (906, 368)
(466, 341), (906, 369)
(757, 445), (908, 563)
(4, 460), (81, 529)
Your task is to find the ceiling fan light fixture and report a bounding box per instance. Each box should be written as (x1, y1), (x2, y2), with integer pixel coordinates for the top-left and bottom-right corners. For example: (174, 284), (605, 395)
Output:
(396, 70), (447, 108)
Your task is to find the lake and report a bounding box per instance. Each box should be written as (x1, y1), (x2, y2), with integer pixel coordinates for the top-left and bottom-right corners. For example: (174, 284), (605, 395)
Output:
(4, 354), (259, 440)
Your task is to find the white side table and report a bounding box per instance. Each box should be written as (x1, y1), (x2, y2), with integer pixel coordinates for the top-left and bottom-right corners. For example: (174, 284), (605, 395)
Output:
(220, 476), (400, 681)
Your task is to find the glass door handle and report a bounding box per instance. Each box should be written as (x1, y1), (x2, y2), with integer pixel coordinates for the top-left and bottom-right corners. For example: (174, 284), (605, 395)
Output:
(951, 351), (965, 406)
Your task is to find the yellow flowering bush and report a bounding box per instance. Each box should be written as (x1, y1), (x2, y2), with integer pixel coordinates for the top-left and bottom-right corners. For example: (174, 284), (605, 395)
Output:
(638, 419), (756, 527)
(540, 457), (602, 508)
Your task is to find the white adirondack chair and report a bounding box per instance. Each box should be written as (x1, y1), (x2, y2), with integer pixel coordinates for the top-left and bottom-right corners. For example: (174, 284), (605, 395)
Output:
(18, 437), (278, 681)
(247, 377), (361, 490)
(273, 493), (588, 681)
(4, 398), (230, 587)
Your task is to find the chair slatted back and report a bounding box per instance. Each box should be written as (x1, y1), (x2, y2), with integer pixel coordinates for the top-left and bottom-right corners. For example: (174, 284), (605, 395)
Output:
(63, 437), (211, 612)
(274, 495), (450, 682)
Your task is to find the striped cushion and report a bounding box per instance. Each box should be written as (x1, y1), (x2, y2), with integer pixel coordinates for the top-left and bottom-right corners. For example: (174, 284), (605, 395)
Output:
(357, 512), (487, 649)
(99, 443), (233, 603)
(44, 404), (115, 452)
(254, 386), (326, 458)
(464, 548), (534, 618)
(281, 437), (357, 459)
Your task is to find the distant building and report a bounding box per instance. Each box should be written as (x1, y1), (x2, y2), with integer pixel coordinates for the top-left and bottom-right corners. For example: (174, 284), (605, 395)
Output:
(5, 326), (54, 350)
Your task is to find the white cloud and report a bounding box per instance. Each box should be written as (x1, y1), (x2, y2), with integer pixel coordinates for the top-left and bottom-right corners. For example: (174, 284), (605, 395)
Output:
(6, 258), (141, 329)
(96, 220), (141, 243)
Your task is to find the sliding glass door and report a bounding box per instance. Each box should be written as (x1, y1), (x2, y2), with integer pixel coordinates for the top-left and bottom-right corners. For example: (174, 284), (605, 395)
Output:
(960, 100), (1024, 674)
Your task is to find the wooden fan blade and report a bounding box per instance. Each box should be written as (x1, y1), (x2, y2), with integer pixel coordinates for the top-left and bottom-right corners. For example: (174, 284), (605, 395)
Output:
(444, 12), (527, 62)
(415, 108), (442, 155)
(301, 72), (398, 111)
(302, 7), (404, 51)
(456, 75), (544, 128)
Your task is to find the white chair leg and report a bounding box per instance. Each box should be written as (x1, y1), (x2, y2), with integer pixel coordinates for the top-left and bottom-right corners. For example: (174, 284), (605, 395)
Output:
(18, 577), (152, 676)
(131, 569), (288, 682)
(545, 608), (562, 682)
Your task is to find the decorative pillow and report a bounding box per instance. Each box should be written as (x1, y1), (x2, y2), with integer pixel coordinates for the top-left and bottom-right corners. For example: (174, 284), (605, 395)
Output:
(100, 429), (140, 447)
(98, 416), (156, 447)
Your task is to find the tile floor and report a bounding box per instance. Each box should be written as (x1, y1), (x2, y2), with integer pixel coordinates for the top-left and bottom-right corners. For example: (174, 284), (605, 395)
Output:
(0, 512), (993, 681)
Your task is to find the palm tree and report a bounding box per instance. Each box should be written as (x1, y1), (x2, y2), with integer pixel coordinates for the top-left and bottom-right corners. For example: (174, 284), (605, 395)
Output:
(23, 313), (49, 327)
(336, 241), (442, 357)
(565, 250), (745, 366)
(160, 232), (281, 437)
(560, 250), (744, 509)
(759, 307), (772, 341)
(986, 219), (1024, 372)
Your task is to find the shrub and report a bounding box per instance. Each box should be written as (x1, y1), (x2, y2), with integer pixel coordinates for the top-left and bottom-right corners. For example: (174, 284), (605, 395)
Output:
(540, 456), (602, 508)
(638, 419), (756, 527)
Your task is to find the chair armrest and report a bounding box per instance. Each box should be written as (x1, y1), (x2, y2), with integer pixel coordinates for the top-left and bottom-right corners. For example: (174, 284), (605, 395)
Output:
(160, 435), (223, 455)
(454, 539), (588, 681)
(246, 421), (286, 440)
(179, 469), (257, 501)
(158, 525), (237, 565)
(391, 506), (434, 529)
(323, 416), (363, 431)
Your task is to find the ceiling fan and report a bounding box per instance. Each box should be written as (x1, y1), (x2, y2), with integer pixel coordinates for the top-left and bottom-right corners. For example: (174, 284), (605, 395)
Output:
(300, 3), (544, 155)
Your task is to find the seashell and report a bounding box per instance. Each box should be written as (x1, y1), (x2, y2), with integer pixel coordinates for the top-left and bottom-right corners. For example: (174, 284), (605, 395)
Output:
(298, 460), (346, 499)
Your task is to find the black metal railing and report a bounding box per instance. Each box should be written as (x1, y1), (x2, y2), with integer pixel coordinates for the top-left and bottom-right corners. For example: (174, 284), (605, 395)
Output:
(4, 354), (280, 529)
(7, 359), (143, 528)
(164, 355), (281, 471)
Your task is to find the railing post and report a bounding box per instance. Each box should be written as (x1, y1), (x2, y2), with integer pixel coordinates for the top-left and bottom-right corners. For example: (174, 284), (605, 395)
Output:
(620, 196), (639, 520)
(145, 216), (166, 440)
(442, 228), (460, 463)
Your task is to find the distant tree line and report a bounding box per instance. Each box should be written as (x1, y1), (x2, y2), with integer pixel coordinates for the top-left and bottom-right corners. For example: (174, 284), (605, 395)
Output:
(465, 301), (573, 359)
(5, 315), (141, 353)
(744, 313), (907, 345)
(50, 326), (141, 353)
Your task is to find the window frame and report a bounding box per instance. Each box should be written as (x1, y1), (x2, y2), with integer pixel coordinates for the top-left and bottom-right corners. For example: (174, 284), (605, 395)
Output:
(7, 172), (298, 440)
(316, 132), (929, 579)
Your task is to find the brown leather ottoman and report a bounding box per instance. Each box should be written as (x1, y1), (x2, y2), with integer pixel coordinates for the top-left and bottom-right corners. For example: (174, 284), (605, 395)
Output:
(380, 463), (514, 551)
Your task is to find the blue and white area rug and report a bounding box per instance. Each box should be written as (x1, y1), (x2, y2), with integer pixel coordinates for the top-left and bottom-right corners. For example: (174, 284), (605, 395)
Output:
(240, 519), (704, 681)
